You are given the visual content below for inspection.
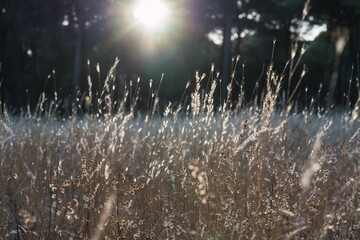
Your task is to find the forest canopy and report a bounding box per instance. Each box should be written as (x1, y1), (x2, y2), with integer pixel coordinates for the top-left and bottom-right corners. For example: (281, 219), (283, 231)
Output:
(0, 0), (359, 111)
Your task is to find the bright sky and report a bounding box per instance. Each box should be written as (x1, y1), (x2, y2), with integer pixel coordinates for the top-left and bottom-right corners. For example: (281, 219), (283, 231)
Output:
(207, 22), (328, 45)
(131, 1), (327, 45)
(298, 23), (327, 41)
(133, 0), (170, 31)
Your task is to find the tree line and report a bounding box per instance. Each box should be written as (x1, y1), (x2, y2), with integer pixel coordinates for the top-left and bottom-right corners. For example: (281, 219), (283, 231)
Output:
(0, 0), (359, 112)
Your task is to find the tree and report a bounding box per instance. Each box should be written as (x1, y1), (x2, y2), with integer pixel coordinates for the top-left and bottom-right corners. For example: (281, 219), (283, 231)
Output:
(1, 0), (359, 111)
(309, 0), (360, 105)
(220, 0), (236, 104)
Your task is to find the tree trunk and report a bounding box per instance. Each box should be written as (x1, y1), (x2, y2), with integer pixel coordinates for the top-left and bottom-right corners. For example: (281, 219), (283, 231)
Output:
(72, 4), (85, 102)
(0, 29), (7, 110)
(31, 43), (38, 107)
(328, 29), (347, 107)
(220, 0), (233, 105)
(348, 15), (359, 105)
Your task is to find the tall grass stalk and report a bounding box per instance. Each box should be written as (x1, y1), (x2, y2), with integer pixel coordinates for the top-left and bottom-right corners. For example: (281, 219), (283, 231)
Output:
(1, 55), (360, 239)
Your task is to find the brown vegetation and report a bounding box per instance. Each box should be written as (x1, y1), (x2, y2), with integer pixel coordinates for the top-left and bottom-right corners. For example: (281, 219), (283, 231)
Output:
(1, 60), (360, 239)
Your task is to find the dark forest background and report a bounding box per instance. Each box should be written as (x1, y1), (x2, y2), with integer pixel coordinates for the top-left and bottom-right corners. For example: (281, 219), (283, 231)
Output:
(0, 0), (359, 112)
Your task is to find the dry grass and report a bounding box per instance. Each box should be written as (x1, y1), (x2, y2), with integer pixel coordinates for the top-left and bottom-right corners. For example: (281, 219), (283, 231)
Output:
(1, 60), (360, 240)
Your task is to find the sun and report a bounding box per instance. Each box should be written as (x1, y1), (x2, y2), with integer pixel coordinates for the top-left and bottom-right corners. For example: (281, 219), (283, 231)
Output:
(133, 0), (170, 31)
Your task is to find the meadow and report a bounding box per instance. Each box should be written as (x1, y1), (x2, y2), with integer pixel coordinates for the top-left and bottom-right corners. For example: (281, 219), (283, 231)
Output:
(1, 60), (360, 239)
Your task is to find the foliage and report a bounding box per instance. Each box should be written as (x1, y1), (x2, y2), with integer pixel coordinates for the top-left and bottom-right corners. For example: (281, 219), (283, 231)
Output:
(1, 0), (359, 110)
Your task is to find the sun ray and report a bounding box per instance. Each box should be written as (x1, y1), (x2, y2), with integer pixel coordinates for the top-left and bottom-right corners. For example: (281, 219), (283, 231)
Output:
(133, 0), (170, 31)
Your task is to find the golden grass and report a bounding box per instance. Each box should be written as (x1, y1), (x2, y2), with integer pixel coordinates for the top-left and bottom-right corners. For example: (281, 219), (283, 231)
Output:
(1, 61), (360, 239)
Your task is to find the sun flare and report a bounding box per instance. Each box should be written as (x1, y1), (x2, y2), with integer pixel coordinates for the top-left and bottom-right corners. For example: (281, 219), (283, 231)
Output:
(133, 0), (170, 30)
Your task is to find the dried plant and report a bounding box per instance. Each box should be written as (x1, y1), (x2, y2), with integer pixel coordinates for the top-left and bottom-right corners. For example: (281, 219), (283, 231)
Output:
(1, 55), (360, 240)
(1, 3), (360, 237)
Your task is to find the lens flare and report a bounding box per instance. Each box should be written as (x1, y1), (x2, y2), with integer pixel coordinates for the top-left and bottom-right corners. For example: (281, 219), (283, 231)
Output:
(133, 0), (170, 31)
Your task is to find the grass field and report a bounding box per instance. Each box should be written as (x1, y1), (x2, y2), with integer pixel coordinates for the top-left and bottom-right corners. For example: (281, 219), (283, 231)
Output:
(1, 62), (360, 239)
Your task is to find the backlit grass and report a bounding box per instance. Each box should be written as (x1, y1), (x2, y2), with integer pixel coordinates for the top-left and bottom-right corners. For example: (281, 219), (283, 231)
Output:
(1, 60), (360, 239)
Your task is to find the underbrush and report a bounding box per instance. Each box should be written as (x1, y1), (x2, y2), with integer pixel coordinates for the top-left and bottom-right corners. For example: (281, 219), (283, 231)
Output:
(1, 61), (360, 239)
